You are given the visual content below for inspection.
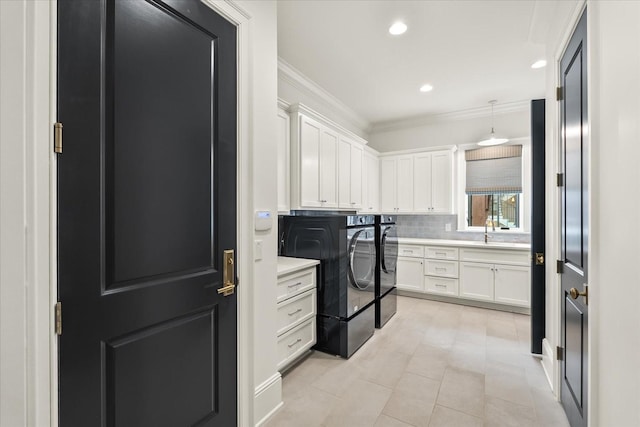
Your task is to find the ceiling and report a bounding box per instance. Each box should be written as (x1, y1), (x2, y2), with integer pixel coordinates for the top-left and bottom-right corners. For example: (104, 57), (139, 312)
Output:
(277, 0), (554, 126)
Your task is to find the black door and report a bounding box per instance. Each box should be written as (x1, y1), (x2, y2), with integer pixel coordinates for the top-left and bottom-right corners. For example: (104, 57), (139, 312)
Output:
(57, 1), (237, 426)
(559, 9), (588, 427)
(530, 99), (545, 354)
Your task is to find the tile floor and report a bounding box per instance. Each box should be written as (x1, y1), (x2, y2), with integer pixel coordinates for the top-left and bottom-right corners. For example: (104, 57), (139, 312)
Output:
(265, 296), (570, 427)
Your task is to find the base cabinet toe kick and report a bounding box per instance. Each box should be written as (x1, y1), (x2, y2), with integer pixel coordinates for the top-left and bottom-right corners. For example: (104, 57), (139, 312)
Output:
(395, 241), (530, 310)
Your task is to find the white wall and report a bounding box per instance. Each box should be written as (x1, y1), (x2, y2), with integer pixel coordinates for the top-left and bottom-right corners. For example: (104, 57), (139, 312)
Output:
(588, 1), (640, 425)
(368, 108), (530, 153)
(235, 1), (282, 425)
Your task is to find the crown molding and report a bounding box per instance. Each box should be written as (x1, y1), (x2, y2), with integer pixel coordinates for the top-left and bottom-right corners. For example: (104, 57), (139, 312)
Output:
(277, 97), (290, 111)
(278, 57), (371, 134)
(289, 103), (368, 146)
(370, 100), (530, 134)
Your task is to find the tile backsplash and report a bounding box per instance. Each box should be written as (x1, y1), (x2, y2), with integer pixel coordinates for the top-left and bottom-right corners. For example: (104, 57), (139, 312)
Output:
(395, 214), (531, 243)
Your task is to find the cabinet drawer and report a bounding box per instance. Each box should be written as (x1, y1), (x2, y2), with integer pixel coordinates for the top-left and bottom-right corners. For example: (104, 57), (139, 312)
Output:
(424, 259), (458, 278)
(398, 244), (424, 258)
(277, 289), (316, 336)
(459, 248), (529, 266)
(425, 246), (458, 260)
(277, 268), (316, 302)
(277, 318), (315, 371)
(424, 276), (458, 296)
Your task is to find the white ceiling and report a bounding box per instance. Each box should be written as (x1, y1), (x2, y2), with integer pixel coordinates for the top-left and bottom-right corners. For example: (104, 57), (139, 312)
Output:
(277, 0), (553, 126)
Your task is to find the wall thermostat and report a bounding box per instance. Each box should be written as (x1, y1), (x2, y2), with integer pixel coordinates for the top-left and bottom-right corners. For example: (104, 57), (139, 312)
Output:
(254, 210), (272, 231)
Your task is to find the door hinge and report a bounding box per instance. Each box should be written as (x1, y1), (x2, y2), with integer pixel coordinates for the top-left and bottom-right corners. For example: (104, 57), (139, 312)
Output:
(54, 122), (63, 154)
(557, 173), (564, 187)
(556, 86), (563, 101)
(55, 302), (62, 335)
(556, 346), (564, 361)
(557, 260), (564, 274)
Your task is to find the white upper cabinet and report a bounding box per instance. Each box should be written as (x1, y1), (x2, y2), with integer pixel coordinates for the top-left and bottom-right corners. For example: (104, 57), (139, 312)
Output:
(380, 148), (454, 214)
(380, 158), (397, 212)
(338, 137), (351, 209)
(380, 156), (414, 213)
(319, 127), (339, 207)
(289, 104), (373, 211)
(362, 151), (379, 212)
(430, 150), (453, 213)
(349, 143), (363, 209)
(277, 106), (290, 213)
(396, 156), (414, 212)
(413, 150), (453, 213)
(298, 115), (322, 207)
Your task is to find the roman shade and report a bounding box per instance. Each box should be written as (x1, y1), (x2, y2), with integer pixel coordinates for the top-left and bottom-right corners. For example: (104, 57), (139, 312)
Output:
(465, 145), (522, 194)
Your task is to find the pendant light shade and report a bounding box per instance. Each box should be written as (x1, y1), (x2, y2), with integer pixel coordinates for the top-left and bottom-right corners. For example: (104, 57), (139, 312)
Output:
(478, 100), (509, 146)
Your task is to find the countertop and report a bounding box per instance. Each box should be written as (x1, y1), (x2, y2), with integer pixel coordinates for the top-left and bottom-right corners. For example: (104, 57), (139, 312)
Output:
(397, 238), (530, 250)
(277, 256), (320, 276)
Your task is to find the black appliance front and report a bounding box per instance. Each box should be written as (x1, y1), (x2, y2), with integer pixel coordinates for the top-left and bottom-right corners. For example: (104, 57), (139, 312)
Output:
(375, 215), (398, 328)
(280, 215), (376, 357)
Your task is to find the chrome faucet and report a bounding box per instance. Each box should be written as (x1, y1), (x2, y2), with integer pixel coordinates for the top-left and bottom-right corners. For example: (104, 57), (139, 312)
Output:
(484, 220), (489, 244)
(484, 209), (490, 244)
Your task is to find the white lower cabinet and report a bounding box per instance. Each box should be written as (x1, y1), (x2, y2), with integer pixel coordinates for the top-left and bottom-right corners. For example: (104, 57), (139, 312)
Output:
(394, 242), (531, 309)
(276, 264), (317, 370)
(493, 264), (530, 307)
(396, 256), (424, 292)
(459, 262), (495, 301)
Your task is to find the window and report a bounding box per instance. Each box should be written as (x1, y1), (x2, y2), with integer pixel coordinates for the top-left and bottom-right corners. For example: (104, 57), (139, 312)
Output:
(467, 193), (520, 229)
(464, 145), (524, 231)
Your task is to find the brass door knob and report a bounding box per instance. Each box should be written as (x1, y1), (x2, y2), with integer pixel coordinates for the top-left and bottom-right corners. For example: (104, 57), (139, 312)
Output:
(569, 285), (589, 304)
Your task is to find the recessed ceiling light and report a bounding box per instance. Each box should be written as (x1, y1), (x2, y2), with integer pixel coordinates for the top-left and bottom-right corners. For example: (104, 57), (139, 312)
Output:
(389, 22), (407, 35)
(419, 84), (433, 93)
(531, 59), (547, 69)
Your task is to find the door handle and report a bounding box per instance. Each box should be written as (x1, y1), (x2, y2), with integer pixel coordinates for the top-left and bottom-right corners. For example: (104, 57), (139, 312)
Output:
(218, 249), (236, 296)
(535, 252), (544, 265)
(569, 285), (588, 305)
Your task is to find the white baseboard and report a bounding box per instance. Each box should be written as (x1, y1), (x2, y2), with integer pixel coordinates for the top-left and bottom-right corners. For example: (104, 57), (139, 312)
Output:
(541, 338), (555, 393)
(254, 372), (283, 427)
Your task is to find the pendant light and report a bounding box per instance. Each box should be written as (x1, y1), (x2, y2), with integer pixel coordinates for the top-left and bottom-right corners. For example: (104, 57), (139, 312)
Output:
(477, 100), (509, 146)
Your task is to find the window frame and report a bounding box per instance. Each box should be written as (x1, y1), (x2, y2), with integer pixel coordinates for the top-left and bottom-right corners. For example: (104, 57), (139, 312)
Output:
(456, 139), (531, 233)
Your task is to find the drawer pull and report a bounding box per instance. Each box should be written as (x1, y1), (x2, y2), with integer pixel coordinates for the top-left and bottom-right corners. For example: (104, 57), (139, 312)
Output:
(403, 250), (413, 253)
(288, 308), (303, 316)
(435, 284), (447, 288)
(288, 338), (302, 348)
(435, 252), (447, 256)
(287, 282), (302, 288)
(435, 267), (447, 271)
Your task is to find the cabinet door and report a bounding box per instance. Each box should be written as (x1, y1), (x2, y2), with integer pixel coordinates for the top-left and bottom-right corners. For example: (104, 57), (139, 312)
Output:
(362, 152), (370, 211)
(494, 264), (530, 307)
(380, 158), (396, 212)
(413, 152), (433, 212)
(350, 143), (363, 209)
(396, 256), (424, 292)
(430, 150), (452, 213)
(396, 156), (414, 212)
(365, 153), (379, 212)
(277, 108), (290, 213)
(369, 155), (379, 211)
(319, 128), (338, 207)
(459, 262), (494, 301)
(337, 137), (351, 208)
(299, 115), (321, 207)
